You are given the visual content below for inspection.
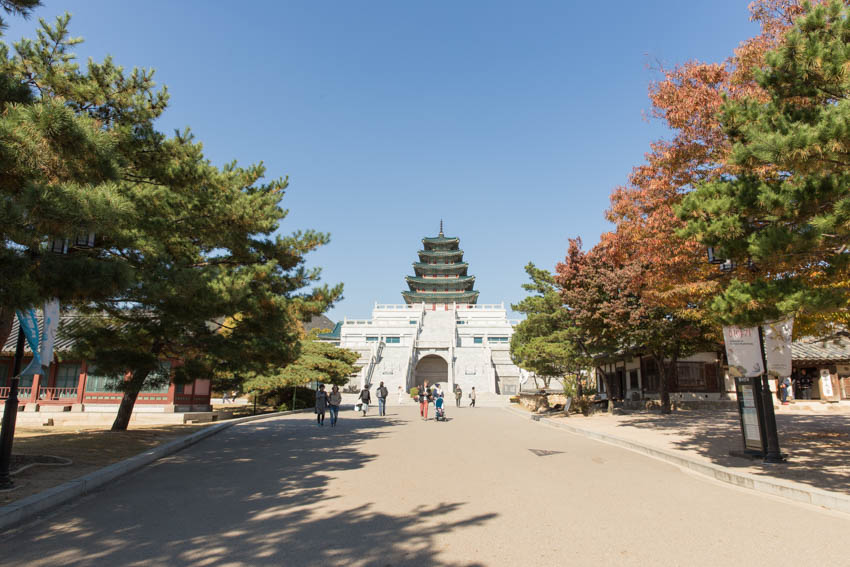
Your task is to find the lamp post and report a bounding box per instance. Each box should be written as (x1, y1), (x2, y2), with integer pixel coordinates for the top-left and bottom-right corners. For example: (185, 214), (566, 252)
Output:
(708, 247), (786, 464)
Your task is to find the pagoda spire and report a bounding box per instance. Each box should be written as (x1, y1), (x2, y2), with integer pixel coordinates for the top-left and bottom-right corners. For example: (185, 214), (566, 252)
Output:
(402, 228), (479, 305)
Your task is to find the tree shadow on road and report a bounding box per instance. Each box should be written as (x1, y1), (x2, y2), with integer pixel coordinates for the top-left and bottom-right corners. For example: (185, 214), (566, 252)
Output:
(612, 410), (850, 493)
(1, 413), (494, 566)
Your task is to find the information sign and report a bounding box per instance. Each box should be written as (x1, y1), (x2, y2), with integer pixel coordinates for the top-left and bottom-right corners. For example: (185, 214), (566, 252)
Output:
(735, 377), (764, 452)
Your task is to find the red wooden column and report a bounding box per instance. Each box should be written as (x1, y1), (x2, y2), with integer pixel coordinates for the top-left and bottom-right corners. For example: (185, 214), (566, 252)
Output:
(75, 361), (87, 406)
(28, 373), (40, 404)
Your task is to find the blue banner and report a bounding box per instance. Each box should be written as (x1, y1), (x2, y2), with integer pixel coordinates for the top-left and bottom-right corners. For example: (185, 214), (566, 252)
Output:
(15, 308), (41, 376)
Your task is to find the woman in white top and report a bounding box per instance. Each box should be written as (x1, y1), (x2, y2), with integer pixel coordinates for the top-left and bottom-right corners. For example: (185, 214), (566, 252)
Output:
(397, 385), (404, 404)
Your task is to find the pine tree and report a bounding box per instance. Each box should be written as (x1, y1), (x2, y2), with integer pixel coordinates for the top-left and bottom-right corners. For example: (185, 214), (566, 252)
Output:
(1, 15), (341, 430)
(678, 0), (850, 327)
(510, 263), (583, 390)
(0, 14), (167, 346)
(244, 330), (360, 395)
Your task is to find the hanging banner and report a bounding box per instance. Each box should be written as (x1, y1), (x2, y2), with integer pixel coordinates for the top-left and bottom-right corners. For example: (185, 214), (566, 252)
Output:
(763, 317), (794, 378)
(722, 326), (763, 377)
(40, 298), (60, 372)
(820, 369), (835, 398)
(15, 308), (41, 376)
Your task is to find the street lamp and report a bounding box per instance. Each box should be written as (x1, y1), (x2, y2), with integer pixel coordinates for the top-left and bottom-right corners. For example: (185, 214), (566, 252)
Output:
(708, 247), (786, 464)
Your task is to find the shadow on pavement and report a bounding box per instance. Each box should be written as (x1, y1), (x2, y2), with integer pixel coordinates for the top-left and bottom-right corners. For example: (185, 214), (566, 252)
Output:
(1, 413), (493, 566)
(614, 410), (850, 493)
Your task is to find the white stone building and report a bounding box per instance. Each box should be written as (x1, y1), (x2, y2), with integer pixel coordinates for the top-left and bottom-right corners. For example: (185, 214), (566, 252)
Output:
(320, 226), (522, 399)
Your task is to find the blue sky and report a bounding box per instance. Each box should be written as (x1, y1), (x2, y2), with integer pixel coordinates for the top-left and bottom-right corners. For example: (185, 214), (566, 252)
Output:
(5, 1), (760, 320)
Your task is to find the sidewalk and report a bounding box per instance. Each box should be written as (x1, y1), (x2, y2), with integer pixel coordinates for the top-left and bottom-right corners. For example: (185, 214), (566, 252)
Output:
(536, 408), (850, 496)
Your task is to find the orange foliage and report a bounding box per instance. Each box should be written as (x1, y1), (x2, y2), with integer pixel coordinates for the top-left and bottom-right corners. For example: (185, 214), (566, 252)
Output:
(604, 1), (814, 313)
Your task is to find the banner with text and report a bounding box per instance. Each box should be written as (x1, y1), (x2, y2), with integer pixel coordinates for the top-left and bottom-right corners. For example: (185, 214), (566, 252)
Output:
(763, 317), (794, 378)
(722, 326), (763, 378)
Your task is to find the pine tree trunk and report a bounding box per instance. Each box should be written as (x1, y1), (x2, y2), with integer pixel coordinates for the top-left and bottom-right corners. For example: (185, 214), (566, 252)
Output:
(655, 355), (672, 414)
(596, 366), (614, 413)
(111, 369), (151, 431)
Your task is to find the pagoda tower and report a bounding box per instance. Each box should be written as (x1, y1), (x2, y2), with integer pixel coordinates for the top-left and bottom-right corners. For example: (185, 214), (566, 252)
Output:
(402, 222), (479, 305)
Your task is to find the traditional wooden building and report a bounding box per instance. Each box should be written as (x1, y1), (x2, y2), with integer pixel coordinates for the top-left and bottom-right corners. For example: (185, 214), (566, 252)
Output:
(0, 314), (211, 414)
(790, 333), (850, 401)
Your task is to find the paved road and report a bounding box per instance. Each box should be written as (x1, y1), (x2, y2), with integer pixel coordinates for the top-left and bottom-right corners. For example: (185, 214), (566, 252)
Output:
(1, 406), (848, 566)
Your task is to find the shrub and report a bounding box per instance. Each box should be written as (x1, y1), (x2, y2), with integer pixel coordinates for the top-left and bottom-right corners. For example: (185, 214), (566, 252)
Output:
(262, 386), (315, 410)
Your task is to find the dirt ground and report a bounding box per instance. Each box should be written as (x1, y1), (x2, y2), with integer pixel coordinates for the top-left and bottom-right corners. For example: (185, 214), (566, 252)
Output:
(1, 424), (209, 505)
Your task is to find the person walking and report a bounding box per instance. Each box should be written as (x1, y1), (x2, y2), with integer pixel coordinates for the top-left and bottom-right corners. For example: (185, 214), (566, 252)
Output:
(779, 376), (792, 405)
(454, 385), (462, 408)
(359, 385), (371, 416)
(418, 380), (430, 420)
(469, 386), (476, 408)
(397, 385), (404, 405)
(328, 385), (342, 427)
(315, 384), (328, 426)
(376, 381), (389, 416)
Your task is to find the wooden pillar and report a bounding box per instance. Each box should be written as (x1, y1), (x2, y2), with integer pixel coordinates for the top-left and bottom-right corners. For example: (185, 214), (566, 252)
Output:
(29, 373), (40, 404)
(75, 361), (87, 406)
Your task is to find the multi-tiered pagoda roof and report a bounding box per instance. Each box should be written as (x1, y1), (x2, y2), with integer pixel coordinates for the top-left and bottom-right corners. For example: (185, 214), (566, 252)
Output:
(402, 223), (479, 305)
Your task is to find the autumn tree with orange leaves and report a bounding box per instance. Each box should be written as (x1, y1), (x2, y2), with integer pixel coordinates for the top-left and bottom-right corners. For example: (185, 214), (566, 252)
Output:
(605, 0), (807, 326)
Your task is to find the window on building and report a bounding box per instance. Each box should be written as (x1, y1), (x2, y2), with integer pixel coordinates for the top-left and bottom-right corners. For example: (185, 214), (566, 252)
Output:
(385, 337), (400, 344)
(366, 336), (378, 342)
(629, 369), (639, 390)
(675, 361), (719, 392)
(141, 361), (172, 393)
(85, 365), (121, 392)
(488, 337), (509, 343)
(473, 337), (483, 344)
(640, 357), (660, 392)
(409, 320), (417, 325)
(56, 363), (81, 392)
(0, 364), (8, 386)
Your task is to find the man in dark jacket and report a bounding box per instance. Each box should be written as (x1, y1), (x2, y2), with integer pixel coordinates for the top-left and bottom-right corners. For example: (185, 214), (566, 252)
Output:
(376, 381), (389, 416)
(359, 385), (371, 416)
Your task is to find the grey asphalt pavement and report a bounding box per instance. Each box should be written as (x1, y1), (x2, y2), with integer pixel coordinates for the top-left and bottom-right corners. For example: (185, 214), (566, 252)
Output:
(1, 406), (848, 566)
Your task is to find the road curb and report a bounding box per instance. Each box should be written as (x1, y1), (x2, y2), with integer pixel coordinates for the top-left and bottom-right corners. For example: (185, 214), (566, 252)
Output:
(505, 406), (850, 515)
(0, 409), (309, 531)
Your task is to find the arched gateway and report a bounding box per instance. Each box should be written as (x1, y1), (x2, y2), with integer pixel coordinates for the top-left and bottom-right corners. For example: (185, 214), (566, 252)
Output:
(414, 355), (447, 389)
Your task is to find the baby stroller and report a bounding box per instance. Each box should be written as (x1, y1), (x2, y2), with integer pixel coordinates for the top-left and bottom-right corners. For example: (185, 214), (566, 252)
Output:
(435, 396), (446, 421)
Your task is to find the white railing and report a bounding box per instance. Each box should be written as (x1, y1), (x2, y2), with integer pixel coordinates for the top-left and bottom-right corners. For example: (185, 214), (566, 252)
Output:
(457, 303), (505, 310)
(374, 304), (425, 311)
(373, 303), (505, 310)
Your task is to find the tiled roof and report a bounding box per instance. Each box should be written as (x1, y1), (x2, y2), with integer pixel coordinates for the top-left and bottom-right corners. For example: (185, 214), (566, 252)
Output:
(318, 321), (342, 340)
(792, 334), (850, 363)
(1, 313), (106, 356)
(304, 314), (335, 333)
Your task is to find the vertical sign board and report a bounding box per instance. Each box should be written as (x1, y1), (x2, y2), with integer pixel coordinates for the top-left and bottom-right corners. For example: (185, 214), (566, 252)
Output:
(724, 326), (767, 454)
(735, 377), (764, 452)
(820, 369), (835, 399)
